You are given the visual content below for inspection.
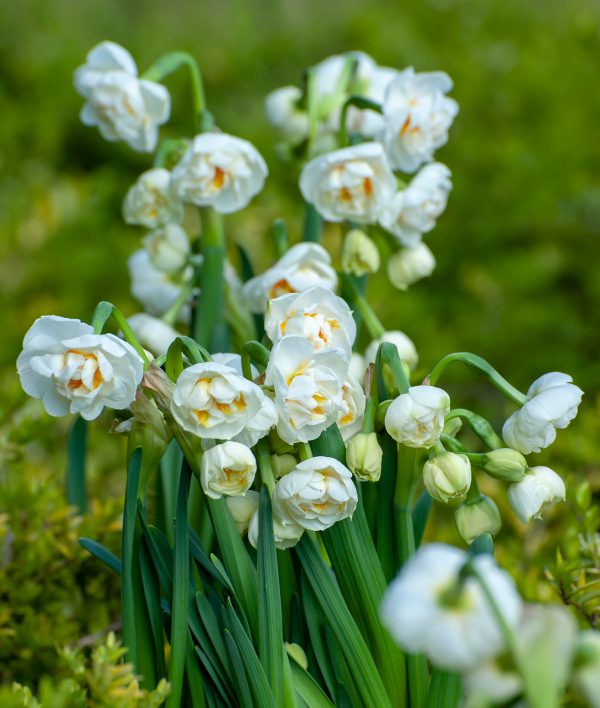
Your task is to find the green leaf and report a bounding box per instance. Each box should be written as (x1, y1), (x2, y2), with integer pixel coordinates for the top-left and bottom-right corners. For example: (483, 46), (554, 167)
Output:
(121, 449), (141, 666)
(223, 630), (254, 708)
(79, 538), (121, 575)
(289, 660), (334, 708)
(413, 491), (433, 549)
(66, 416), (87, 513)
(185, 635), (208, 708)
(427, 670), (462, 708)
(139, 537), (167, 679)
(302, 202), (322, 243)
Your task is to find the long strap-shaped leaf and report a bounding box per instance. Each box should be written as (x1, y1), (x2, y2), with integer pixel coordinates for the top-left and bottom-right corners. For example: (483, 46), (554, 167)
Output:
(427, 670), (462, 708)
(66, 415), (87, 512)
(289, 659), (335, 708)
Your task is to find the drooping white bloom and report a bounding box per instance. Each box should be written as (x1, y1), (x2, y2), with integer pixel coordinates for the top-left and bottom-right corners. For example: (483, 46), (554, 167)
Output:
(265, 86), (309, 145)
(507, 466), (566, 523)
(242, 243), (338, 313)
(265, 336), (348, 444)
(73, 41), (170, 152)
(122, 168), (183, 228)
(365, 330), (418, 371)
(200, 441), (256, 499)
(143, 223), (190, 273)
(380, 67), (458, 172)
(128, 249), (192, 320)
(247, 506), (305, 550)
(380, 544), (523, 672)
(127, 314), (180, 356)
(299, 143), (396, 224)
(265, 287), (356, 355)
(337, 375), (366, 441)
(233, 396), (279, 449)
(226, 490), (260, 535)
(170, 133), (268, 214)
(385, 385), (450, 448)
(423, 452), (471, 503)
(380, 163), (452, 247)
(387, 243), (436, 290)
(272, 456), (358, 531)
(170, 362), (265, 440)
(17, 316), (143, 420)
(502, 372), (583, 454)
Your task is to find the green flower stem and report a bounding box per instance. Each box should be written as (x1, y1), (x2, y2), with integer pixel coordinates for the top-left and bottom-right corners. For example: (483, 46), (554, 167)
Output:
(428, 352), (527, 406)
(394, 445), (419, 565)
(296, 442), (313, 462)
(339, 95), (382, 148)
(377, 341), (410, 394)
(341, 273), (385, 339)
(162, 279), (195, 326)
(361, 365), (379, 433)
(256, 439), (276, 493)
(153, 137), (188, 169)
(302, 202), (322, 243)
(445, 408), (504, 449)
(272, 219), (289, 257)
(90, 301), (150, 367)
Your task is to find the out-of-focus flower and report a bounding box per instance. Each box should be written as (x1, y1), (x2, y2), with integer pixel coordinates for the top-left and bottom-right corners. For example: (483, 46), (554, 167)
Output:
(171, 132), (268, 213)
(265, 287), (356, 354)
(127, 314), (180, 356)
(341, 229), (381, 276)
(502, 372), (583, 454)
(74, 41), (170, 152)
(385, 385), (450, 448)
(265, 336), (348, 444)
(380, 67), (458, 172)
(200, 441), (256, 499)
(242, 243), (338, 313)
(573, 630), (600, 708)
(507, 466), (566, 523)
(170, 362), (265, 440)
(272, 456), (357, 531)
(17, 315), (143, 420)
(337, 375), (366, 441)
(455, 495), (502, 544)
(122, 168), (183, 228)
(423, 452), (471, 502)
(482, 448), (528, 482)
(380, 543), (523, 672)
(128, 249), (192, 320)
(226, 490), (260, 535)
(265, 86), (309, 145)
(349, 352), (367, 383)
(365, 330), (418, 371)
(380, 163), (452, 247)
(247, 506), (305, 550)
(299, 143), (396, 224)
(387, 243), (436, 290)
(346, 432), (383, 482)
(143, 223), (190, 273)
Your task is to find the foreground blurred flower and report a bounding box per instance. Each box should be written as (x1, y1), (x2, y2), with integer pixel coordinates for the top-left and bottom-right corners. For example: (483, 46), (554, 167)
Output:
(387, 243), (436, 290)
(200, 441), (257, 499)
(365, 330), (418, 371)
(143, 223), (190, 273)
(74, 41), (170, 152)
(502, 372), (583, 454)
(265, 86), (309, 145)
(248, 506), (305, 550)
(380, 163), (452, 247)
(127, 314), (180, 356)
(170, 132), (268, 213)
(341, 229), (380, 276)
(346, 432), (383, 482)
(122, 168), (183, 228)
(272, 456), (358, 531)
(128, 249), (192, 320)
(226, 490), (260, 535)
(170, 362), (264, 439)
(455, 494), (502, 544)
(385, 385), (450, 448)
(265, 287), (356, 354)
(573, 630), (600, 708)
(18, 316), (143, 420)
(380, 544), (522, 672)
(380, 68), (458, 172)
(299, 143), (396, 224)
(242, 243), (338, 313)
(507, 465), (565, 523)
(423, 452), (471, 502)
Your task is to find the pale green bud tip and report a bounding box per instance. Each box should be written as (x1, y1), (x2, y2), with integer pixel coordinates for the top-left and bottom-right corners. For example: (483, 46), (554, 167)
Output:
(455, 495), (502, 544)
(346, 432), (383, 482)
(341, 229), (380, 276)
(423, 452), (471, 503)
(285, 642), (308, 670)
(483, 448), (528, 482)
(271, 453), (298, 479)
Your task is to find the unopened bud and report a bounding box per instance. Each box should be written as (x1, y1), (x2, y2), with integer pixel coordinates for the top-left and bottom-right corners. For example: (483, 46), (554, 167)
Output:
(271, 453), (298, 479)
(455, 494), (502, 544)
(387, 243), (436, 291)
(483, 448), (528, 482)
(226, 490), (260, 535)
(341, 229), (380, 276)
(346, 432), (383, 482)
(423, 452), (471, 502)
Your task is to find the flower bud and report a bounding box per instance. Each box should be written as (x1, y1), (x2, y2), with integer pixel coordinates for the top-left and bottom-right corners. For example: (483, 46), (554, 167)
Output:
(454, 494), (502, 544)
(423, 452), (471, 502)
(271, 453), (298, 479)
(341, 229), (380, 276)
(482, 448), (528, 482)
(247, 507), (304, 550)
(385, 385), (450, 448)
(200, 441), (257, 500)
(346, 432), (383, 482)
(507, 465), (565, 523)
(387, 243), (436, 290)
(143, 223), (190, 273)
(226, 490), (260, 535)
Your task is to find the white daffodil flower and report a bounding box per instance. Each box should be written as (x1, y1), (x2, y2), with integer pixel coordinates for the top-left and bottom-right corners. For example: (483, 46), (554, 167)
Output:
(349, 352), (367, 383)
(502, 372), (583, 454)
(211, 352), (257, 379)
(242, 243), (338, 313)
(423, 452), (471, 503)
(200, 441), (256, 499)
(385, 385), (450, 448)
(143, 223), (190, 273)
(74, 41), (170, 152)
(299, 142), (396, 224)
(380, 543), (523, 672)
(247, 505), (305, 550)
(127, 314), (180, 356)
(265, 336), (348, 444)
(387, 242), (436, 290)
(265, 287), (356, 355)
(128, 249), (192, 321)
(380, 67), (458, 172)
(122, 168), (183, 229)
(272, 456), (358, 531)
(170, 362), (265, 440)
(337, 375), (366, 442)
(380, 163), (452, 247)
(265, 86), (309, 145)
(573, 630), (600, 708)
(507, 466), (566, 523)
(170, 132), (268, 214)
(233, 396), (279, 449)
(17, 316), (143, 421)
(365, 330), (419, 371)
(226, 491), (260, 535)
